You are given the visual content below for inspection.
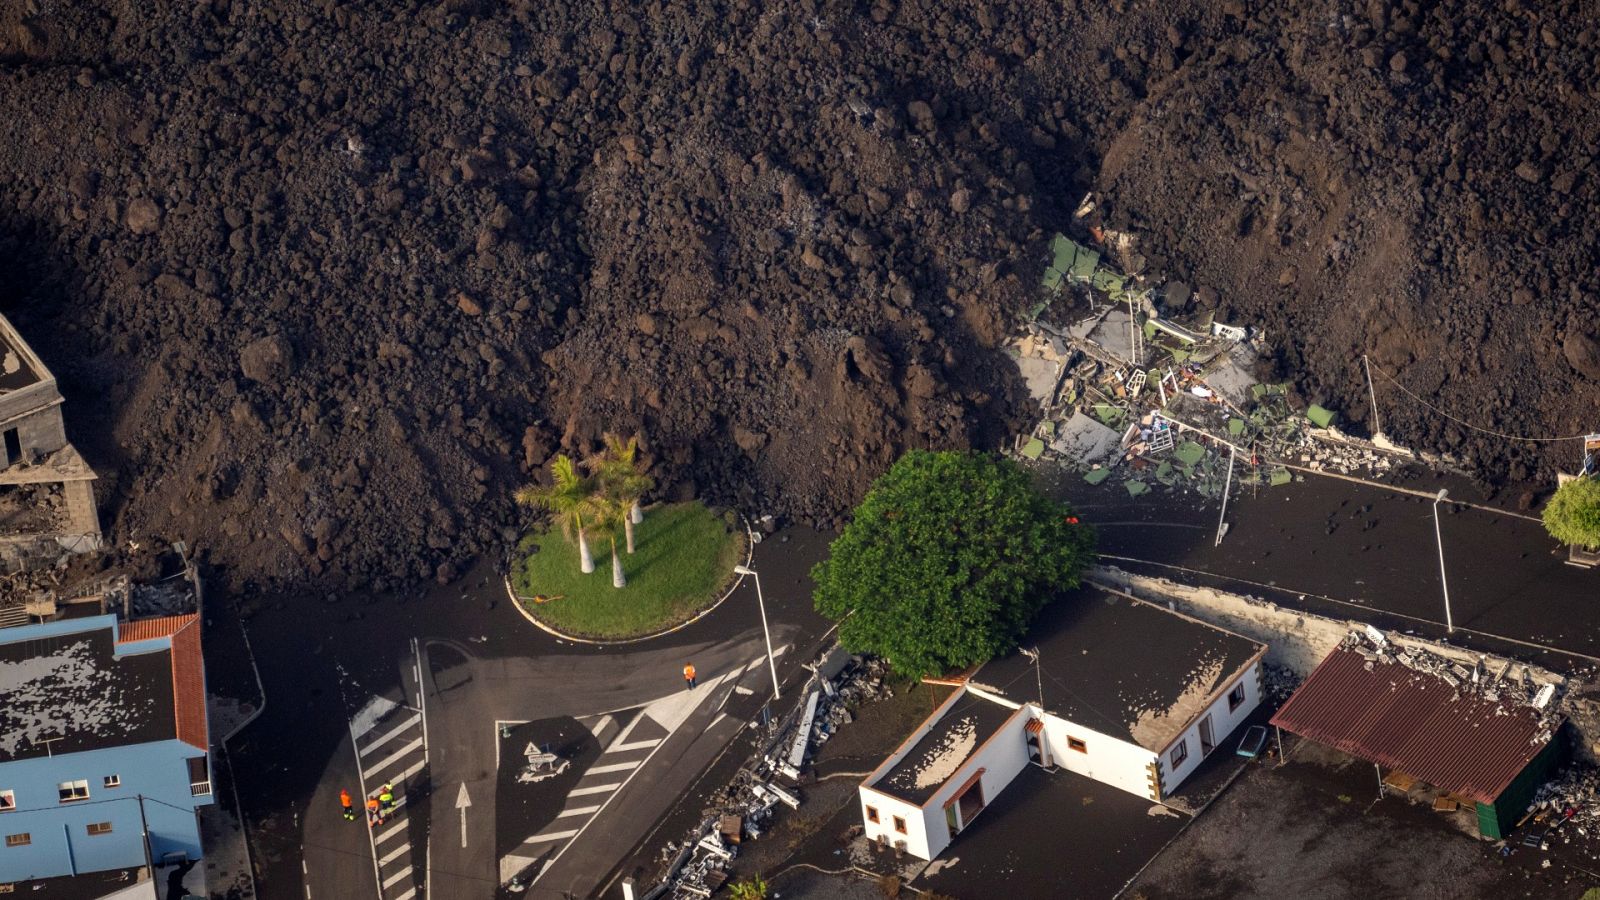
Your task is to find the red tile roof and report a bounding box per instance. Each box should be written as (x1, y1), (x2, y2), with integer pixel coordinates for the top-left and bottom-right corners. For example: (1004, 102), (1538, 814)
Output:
(118, 613), (208, 750)
(168, 616), (208, 750)
(1271, 646), (1557, 805)
(117, 614), (193, 644)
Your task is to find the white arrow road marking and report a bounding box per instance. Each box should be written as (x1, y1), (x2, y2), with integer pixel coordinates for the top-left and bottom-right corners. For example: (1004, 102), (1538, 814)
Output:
(455, 782), (472, 849)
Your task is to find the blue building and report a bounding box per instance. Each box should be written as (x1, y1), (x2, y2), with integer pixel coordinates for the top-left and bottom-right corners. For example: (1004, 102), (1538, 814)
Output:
(0, 613), (212, 887)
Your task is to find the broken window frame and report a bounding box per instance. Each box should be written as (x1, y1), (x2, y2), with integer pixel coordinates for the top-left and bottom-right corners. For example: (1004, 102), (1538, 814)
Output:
(1227, 681), (1247, 712)
(0, 790), (12, 811)
(1170, 739), (1189, 768)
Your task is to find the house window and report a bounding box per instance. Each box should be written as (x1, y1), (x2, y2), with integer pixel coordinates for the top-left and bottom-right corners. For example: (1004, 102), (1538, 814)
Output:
(103, 775), (121, 789)
(187, 757), (211, 797)
(1228, 681), (1248, 712)
(57, 780), (89, 803)
(0, 791), (13, 811)
(3, 833), (28, 848)
(866, 806), (879, 824)
(86, 822), (113, 836)
(892, 815), (907, 835)
(1170, 739), (1189, 768)
(1068, 736), (1088, 753)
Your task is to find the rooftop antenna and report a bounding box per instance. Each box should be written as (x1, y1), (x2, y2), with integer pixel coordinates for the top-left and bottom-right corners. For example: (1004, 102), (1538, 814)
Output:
(1019, 646), (1045, 711)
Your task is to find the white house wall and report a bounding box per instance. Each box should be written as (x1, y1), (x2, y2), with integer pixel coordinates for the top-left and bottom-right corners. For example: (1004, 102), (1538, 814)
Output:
(859, 787), (934, 859)
(859, 707), (1032, 861)
(1040, 715), (1159, 799)
(1160, 660), (1263, 791)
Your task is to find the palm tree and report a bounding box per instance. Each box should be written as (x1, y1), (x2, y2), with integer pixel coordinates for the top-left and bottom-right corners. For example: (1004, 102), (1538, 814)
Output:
(515, 454), (598, 574)
(590, 496), (629, 588)
(586, 434), (654, 555)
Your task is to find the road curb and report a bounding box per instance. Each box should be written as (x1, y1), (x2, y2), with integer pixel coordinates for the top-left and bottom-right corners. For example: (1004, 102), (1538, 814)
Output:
(504, 514), (758, 646)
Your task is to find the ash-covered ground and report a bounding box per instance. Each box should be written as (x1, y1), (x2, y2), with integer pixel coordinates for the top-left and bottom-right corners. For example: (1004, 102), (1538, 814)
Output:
(0, 0), (1595, 593)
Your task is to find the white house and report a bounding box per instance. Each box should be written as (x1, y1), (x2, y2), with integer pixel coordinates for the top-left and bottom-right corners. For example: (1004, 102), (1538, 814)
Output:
(859, 587), (1266, 859)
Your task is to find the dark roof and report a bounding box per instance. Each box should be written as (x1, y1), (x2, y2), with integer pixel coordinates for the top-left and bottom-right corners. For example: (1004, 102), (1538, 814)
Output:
(0, 622), (179, 762)
(1271, 646), (1559, 805)
(872, 692), (1019, 805)
(974, 587), (1264, 751)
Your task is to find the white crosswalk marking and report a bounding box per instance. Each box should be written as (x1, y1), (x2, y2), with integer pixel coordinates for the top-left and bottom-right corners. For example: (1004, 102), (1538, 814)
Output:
(374, 821), (406, 845)
(608, 738), (662, 753)
(587, 760), (642, 775)
(556, 804), (602, 818)
(522, 829), (580, 845)
(365, 737), (424, 780)
(382, 867), (412, 888)
(568, 782), (622, 797)
(359, 714), (422, 757)
(379, 843), (407, 866)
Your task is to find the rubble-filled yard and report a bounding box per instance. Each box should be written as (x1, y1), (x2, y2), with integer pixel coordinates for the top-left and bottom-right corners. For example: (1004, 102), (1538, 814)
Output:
(1126, 740), (1600, 900)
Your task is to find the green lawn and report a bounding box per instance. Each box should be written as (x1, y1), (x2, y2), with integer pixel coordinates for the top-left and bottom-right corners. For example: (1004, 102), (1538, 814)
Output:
(512, 501), (746, 640)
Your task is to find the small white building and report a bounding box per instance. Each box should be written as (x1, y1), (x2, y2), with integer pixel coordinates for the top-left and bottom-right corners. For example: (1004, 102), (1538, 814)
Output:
(860, 587), (1266, 859)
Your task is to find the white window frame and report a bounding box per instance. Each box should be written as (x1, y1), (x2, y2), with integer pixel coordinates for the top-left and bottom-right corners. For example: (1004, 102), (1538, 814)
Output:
(103, 775), (121, 789)
(57, 780), (89, 803)
(0, 790), (14, 811)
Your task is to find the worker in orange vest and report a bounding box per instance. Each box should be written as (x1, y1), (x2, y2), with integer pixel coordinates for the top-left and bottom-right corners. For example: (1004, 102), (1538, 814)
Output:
(366, 796), (382, 826)
(683, 662), (697, 689)
(339, 788), (355, 821)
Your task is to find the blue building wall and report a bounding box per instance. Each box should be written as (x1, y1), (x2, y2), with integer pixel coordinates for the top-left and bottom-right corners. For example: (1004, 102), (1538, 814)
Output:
(0, 740), (211, 881)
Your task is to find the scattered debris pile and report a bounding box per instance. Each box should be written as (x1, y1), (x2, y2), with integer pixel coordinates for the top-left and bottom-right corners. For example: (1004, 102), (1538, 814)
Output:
(1344, 627), (1563, 743)
(1261, 663), (1302, 706)
(1013, 216), (1430, 498)
(647, 651), (890, 899)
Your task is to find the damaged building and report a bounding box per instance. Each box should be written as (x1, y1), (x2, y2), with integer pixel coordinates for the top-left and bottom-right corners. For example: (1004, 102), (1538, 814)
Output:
(858, 587), (1266, 860)
(0, 314), (100, 568)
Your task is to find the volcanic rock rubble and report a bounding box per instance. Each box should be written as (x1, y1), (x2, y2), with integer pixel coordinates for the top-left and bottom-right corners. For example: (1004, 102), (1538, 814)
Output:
(0, 0), (1595, 593)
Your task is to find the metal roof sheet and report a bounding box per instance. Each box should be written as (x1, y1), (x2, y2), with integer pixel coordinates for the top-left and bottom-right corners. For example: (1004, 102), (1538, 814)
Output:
(1270, 646), (1558, 805)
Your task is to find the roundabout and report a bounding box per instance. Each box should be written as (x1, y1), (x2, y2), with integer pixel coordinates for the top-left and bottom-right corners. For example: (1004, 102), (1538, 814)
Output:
(508, 501), (751, 643)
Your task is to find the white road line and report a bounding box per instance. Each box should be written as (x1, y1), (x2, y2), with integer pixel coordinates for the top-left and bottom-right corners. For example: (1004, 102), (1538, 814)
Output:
(556, 804), (602, 818)
(382, 865), (412, 888)
(359, 715), (421, 757)
(374, 820), (407, 845)
(587, 760), (642, 775)
(363, 736), (424, 780)
(522, 828), (581, 845)
(734, 685), (754, 695)
(392, 888), (417, 900)
(608, 713), (644, 748)
(710, 712), (728, 730)
(588, 714), (614, 740)
(568, 782), (623, 797)
(378, 843), (409, 866)
(608, 738), (662, 753)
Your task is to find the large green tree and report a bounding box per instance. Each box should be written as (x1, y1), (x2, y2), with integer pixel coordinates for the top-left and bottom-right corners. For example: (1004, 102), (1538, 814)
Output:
(813, 450), (1096, 678)
(515, 454), (599, 574)
(1544, 476), (1600, 549)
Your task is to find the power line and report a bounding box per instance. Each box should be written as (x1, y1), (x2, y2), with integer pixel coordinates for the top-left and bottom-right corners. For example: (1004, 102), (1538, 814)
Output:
(1366, 357), (1591, 443)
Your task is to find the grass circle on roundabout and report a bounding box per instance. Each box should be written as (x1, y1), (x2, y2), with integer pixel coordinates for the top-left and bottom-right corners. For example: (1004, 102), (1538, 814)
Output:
(510, 500), (749, 641)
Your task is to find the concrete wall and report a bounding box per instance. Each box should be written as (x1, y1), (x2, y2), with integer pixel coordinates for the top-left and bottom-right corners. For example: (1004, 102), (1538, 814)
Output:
(0, 406), (68, 462)
(0, 741), (209, 881)
(1037, 712), (1158, 799)
(858, 786), (931, 859)
(0, 387), (62, 437)
(918, 708), (1032, 859)
(1159, 660), (1263, 791)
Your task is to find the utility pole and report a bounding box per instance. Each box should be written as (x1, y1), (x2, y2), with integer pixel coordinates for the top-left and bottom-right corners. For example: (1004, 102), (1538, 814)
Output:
(1216, 444), (1236, 546)
(733, 566), (781, 700)
(1433, 489), (1454, 634)
(1362, 355), (1384, 440)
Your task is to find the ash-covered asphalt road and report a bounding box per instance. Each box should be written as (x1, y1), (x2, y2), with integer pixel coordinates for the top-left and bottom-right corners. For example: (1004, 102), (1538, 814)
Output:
(222, 527), (833, 900)
(1046, 466), (1600, 663)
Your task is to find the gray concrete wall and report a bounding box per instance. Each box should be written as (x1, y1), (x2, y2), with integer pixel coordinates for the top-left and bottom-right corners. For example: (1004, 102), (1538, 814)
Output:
(3, 405), (69, 460)
(62, 479), (99, 539)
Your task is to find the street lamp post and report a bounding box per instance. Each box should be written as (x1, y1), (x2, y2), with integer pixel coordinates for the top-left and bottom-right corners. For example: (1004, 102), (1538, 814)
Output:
(1432, 489), (1454, 634)
(733, 565), (782, 701)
